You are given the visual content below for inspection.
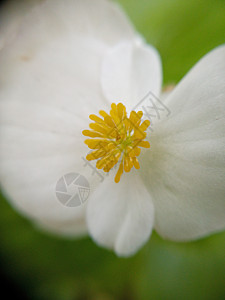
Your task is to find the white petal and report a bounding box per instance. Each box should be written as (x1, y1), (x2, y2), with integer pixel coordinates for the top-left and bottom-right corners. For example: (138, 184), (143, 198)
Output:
(0, 0), (136, 51)
(35, 218), (88, 237)
(0, 0), (38, 50)
(0, 0), (138, 233)
(87, 172), (154, 257)
(141, 45), (225, 241)
(101, 41), (162, 111)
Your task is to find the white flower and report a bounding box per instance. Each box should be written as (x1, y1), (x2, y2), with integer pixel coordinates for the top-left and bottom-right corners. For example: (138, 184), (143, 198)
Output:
(0, 0), (224, 257)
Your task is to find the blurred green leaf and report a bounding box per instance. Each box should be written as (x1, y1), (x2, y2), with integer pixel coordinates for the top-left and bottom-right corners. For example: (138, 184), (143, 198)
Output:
(119, 0), (225, 84)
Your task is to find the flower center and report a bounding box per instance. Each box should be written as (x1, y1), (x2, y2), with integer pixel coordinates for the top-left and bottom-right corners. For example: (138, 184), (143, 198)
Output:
(82, 103), (150, 183)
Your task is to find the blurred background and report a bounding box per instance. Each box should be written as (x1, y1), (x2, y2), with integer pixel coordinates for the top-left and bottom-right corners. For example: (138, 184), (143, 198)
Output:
(0, 0), (225, 299)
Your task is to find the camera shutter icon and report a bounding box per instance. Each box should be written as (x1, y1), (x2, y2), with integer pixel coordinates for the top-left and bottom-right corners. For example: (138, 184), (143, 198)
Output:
(55, 173), (90, 207)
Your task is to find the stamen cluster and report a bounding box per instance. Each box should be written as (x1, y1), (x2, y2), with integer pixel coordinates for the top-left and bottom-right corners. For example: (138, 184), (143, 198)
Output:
(83, 103), (150, 182)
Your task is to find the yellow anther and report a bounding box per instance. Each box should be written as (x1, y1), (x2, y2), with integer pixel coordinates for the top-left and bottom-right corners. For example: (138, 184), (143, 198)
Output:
(82, 103), (151, 183)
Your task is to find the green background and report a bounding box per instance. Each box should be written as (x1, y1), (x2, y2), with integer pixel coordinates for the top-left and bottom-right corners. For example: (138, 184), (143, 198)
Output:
(0, 0), (225, 299)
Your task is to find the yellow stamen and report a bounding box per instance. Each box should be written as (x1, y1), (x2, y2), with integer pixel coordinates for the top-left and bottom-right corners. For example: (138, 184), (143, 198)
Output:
(82, 103), (151, 183)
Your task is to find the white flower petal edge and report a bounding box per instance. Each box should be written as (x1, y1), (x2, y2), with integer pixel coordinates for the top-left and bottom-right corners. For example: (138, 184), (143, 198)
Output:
(0, 0), (38, 50)
(141, 45), (225, 241)
(0, 0), (144, 235)
(87, 171), (154, 257)
(35, 217), (88, 237)
(101, 41), (162, 111)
